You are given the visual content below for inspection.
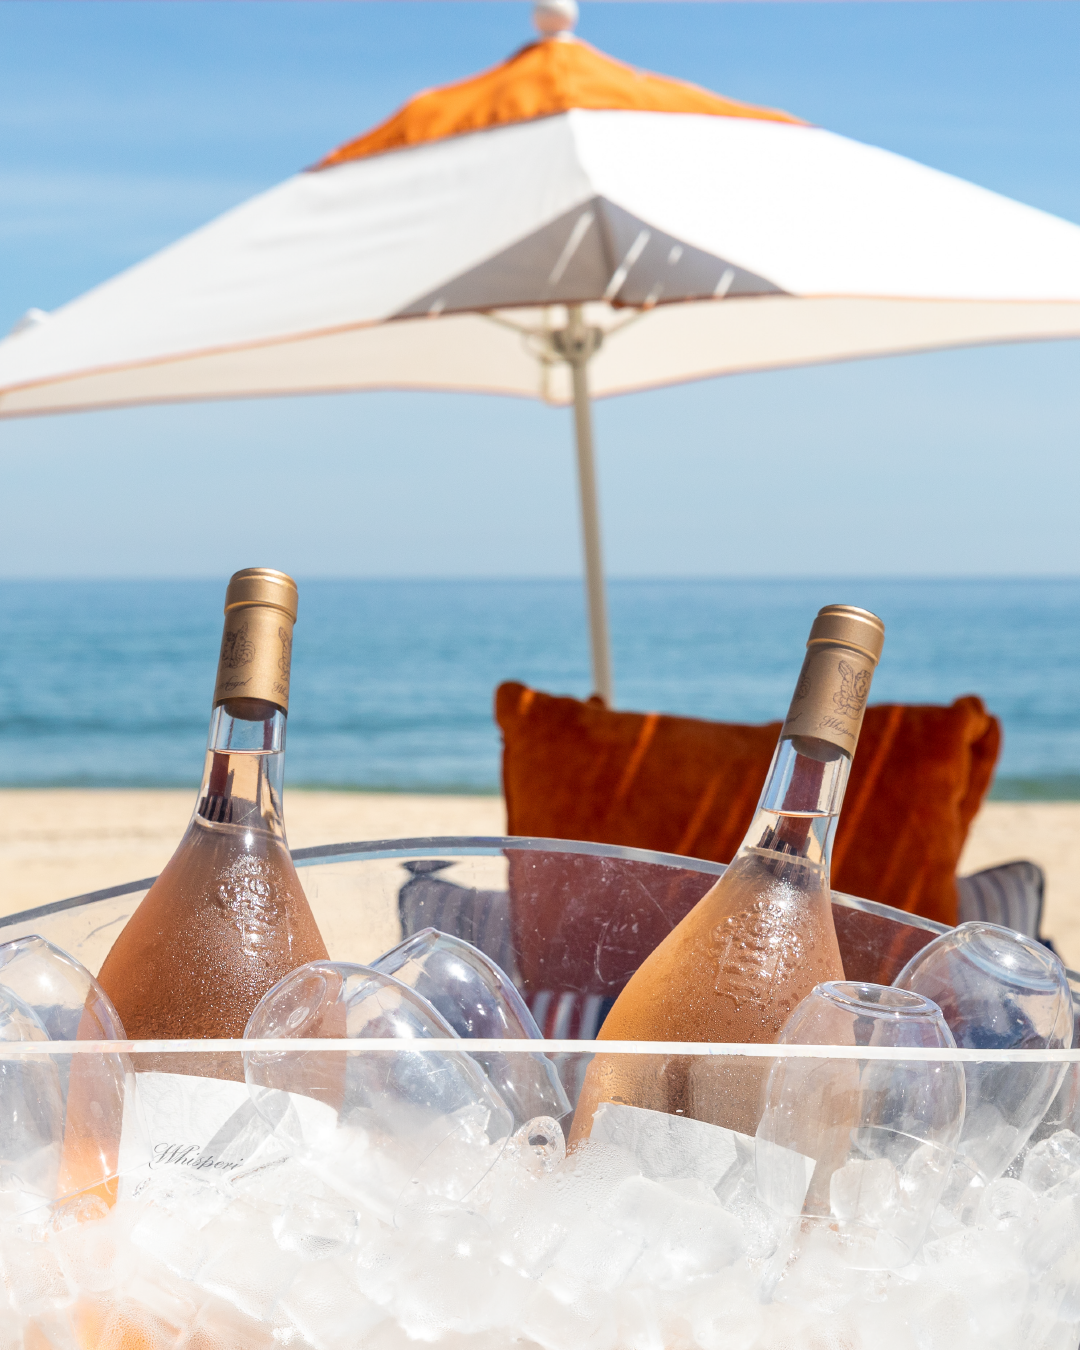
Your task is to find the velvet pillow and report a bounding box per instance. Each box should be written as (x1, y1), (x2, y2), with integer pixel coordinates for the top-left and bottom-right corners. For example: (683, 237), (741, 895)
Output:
(495, 682), (1000, 929)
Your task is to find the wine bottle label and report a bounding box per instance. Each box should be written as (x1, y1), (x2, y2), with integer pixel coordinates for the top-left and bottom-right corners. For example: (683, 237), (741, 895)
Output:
(213, 605), (294, 711)
(117, 1072), (288, 1197)
(780, 643), (874, 754)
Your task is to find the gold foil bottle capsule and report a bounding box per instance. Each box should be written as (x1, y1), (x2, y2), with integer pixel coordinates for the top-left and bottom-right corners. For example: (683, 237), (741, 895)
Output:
(781, 604), (885, 755)
(213, 567), (298, 713)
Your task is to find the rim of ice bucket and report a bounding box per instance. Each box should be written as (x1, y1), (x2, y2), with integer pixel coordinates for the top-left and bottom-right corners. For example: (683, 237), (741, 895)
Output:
(0, 834), (956, 935)
(5, 1038), (1080, 1062)
(1, 836), (1077, 1063)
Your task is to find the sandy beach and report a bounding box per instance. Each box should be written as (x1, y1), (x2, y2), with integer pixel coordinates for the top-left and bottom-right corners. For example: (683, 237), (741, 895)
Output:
(1, 790), (1077, 969)
(0, 788), (505, 913)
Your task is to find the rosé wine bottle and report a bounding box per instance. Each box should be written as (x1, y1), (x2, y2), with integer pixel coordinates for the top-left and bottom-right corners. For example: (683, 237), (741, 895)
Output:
(97, 568), (328, 1040)
(572, 604), (885, 1140)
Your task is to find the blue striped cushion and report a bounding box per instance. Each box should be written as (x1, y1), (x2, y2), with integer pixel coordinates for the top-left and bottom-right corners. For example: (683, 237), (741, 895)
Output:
(956, 860), (1045, 940)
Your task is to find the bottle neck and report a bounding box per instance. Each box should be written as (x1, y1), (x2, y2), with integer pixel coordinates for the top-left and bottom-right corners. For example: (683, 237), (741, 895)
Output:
(194, 697), (288, 842)
(735, 734), (851, 881)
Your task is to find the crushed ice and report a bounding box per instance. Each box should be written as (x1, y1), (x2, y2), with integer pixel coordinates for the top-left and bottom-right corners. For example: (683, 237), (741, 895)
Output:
(8, 1099), (1080, 1349)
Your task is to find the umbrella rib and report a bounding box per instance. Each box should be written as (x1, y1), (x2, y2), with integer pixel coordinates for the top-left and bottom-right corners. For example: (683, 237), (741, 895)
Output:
(714, 267), (737, 298)
(548, 209), (597, 287)
(603, 230), (651, 303)
(479, 313), (546, 338)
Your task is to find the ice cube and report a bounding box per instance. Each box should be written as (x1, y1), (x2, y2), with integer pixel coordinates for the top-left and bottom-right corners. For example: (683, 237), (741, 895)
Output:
(82, 1273), (199, 1350)
(180, 1299), (279, 1350)
(484, 1168), (571, 1281)
(393, 1237), (531, 1341)
(758, 1221), (889, 1314)
(717, 1165), (784, 1262)
(547, 1209), (645, 1294)
(830, 1157), (901, 1227)
(50, 1198), (129, 1296)
(272, 1194), (358, 1260)
(519, 1275), (621, 1350)
(488, 1138), (640, 1282)
(275, 1257), (386, 1349)
(192, 1198), (300, 1323)
(915, 1225), (1031, 1350)
(605, 1173), (742, 1285)
(0, 1233), (72, 1318)
(11, 1308), (86, 1350)
(977, 1177), (1037, 1233)
(131, 1201), (213, 1283)
(682, 1271), (769, 1350)
(1025, 1191), (1080, 1322)
(1022, 1130), (1080, 1194)
(589, 1101), (740, 1189)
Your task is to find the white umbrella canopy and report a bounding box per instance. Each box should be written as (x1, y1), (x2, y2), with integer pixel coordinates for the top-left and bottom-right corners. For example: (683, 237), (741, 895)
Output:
(4, 1), (1080, 700)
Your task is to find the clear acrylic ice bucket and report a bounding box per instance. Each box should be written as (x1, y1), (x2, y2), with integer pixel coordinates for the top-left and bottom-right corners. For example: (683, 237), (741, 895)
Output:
(2, 837), (1079, 1350)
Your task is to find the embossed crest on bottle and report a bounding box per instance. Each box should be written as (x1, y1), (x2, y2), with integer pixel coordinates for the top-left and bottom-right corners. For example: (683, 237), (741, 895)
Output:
(214, 857), (283, 957)
(780, 604), (885, 754)
(710, 900), (804, 1011)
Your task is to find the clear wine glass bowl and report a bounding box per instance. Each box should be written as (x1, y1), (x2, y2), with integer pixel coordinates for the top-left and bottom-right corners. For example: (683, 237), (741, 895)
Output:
(371, 927), (571, 1125)
(0, 934), (126, 1043)
(0, 984), (65, 1218)
(244, 961), (514, 1215)
(0, 935), (137, 1213)
(893, 921), (1074, 1206)
(756, 980), (965, 1270)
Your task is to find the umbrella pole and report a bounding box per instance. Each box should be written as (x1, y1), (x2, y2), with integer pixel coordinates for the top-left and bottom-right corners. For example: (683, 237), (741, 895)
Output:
(567, 312), (614, 706)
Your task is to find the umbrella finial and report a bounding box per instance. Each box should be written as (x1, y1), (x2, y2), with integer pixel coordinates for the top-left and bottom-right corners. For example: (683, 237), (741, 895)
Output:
(533, 0), (578, 41)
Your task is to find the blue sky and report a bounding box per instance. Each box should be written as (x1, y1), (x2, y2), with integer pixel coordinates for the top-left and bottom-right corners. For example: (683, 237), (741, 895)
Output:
(1, 1), (1078, 579)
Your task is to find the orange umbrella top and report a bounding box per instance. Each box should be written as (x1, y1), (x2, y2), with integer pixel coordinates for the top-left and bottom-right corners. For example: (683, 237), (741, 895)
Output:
(315, 35), (804, 170)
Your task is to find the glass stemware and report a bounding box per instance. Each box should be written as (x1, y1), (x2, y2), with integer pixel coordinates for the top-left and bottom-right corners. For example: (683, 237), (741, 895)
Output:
(371, 928), (570, 1125)
(894, 921), (1073, 1209)
(0, 983), (65, 1221)
(757, 980), (964, 1270)
(0, 934), (135, 1212)
(244, 961), (514, 1217)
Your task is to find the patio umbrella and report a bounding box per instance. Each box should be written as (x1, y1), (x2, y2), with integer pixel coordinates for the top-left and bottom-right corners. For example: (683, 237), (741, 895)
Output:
(4, 1), (1080, 704)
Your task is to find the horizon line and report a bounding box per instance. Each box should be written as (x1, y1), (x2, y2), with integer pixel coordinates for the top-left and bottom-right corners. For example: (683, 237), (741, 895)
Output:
(3, 573), (1080, 584)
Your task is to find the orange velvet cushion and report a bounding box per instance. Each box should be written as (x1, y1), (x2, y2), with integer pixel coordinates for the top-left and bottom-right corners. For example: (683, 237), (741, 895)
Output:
(495, 682), (1000, 929)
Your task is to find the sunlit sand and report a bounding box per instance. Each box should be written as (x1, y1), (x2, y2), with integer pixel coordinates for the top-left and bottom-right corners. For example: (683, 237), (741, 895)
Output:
(0, 791), (1076, 969)
(0, 787), (504, 908)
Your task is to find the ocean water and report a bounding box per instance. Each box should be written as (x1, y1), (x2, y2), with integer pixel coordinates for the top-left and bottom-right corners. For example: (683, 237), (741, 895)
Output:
(1, 578), (1078, 798)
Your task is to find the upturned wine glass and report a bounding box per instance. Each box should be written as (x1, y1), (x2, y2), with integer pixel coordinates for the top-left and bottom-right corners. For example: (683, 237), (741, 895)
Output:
(244, 961), (514, 1217)
(371, 927), (570, 1125)
(0, 934), (138, 1212)
(757, 980), (964, 1270)
(0, 983), (65, 1221)
(894, 920), (1073, 1210)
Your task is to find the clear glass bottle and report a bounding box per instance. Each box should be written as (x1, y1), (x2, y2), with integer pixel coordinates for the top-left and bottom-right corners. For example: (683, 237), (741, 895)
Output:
(97, 569), (328, 1039)
(571, 604), (885, 1139)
